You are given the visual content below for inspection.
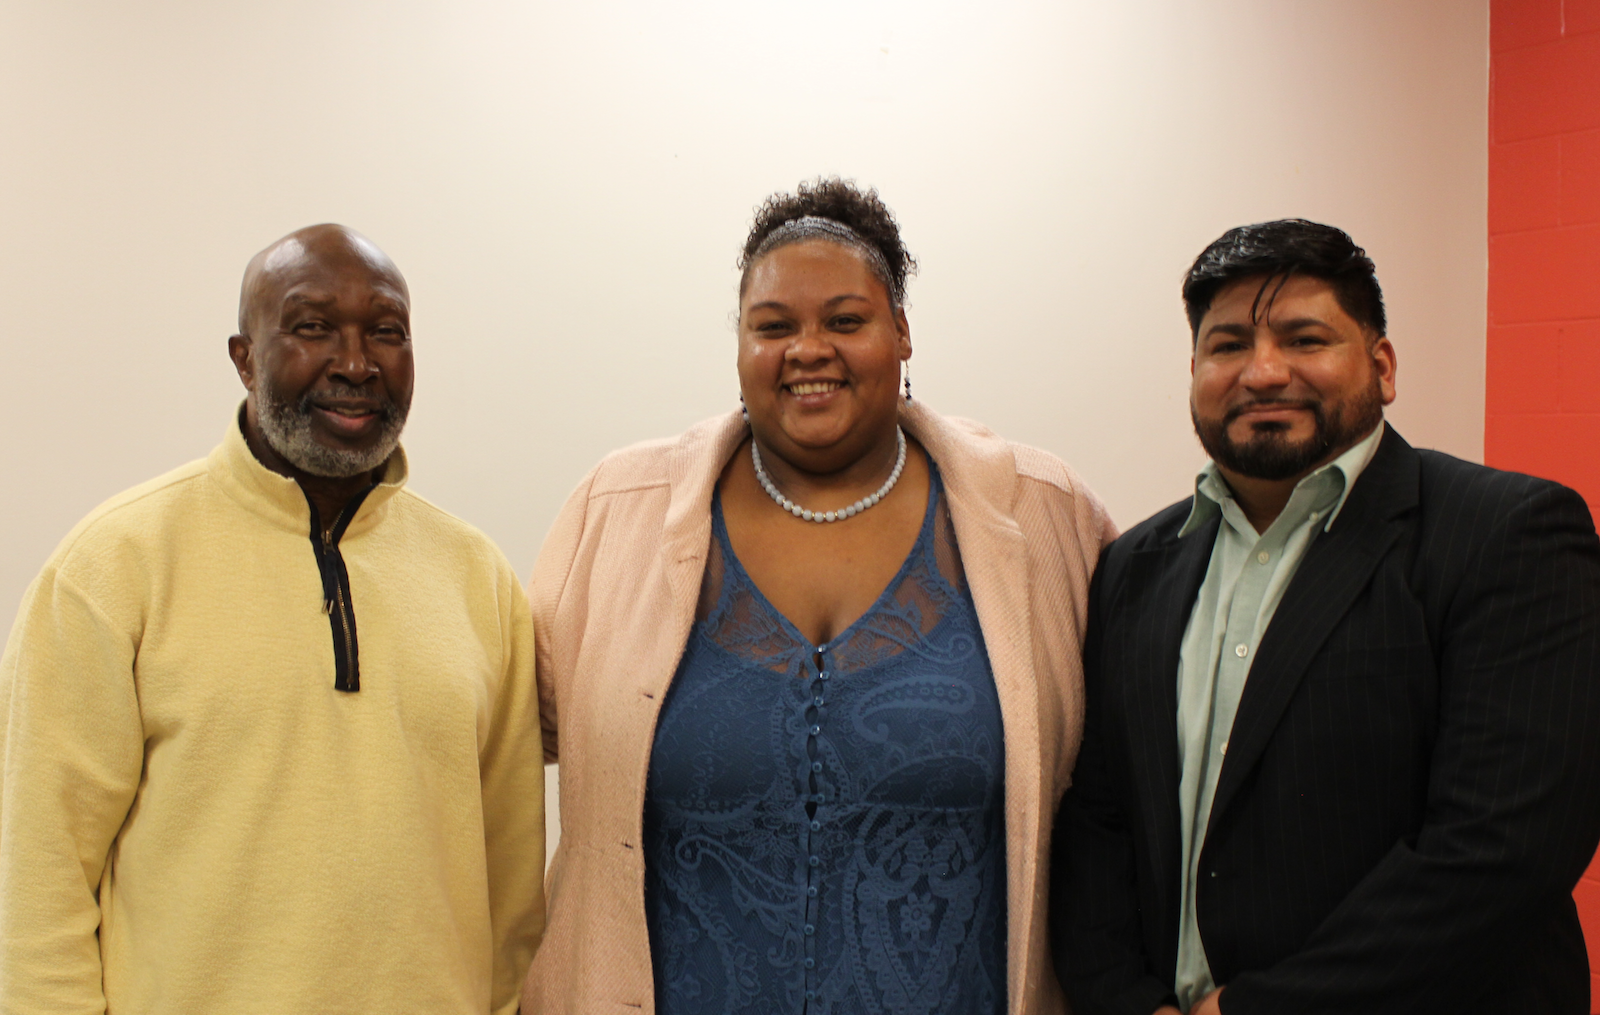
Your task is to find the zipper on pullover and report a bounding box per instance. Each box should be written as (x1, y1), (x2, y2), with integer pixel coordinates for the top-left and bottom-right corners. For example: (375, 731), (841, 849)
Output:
(306, 487), (376, 693)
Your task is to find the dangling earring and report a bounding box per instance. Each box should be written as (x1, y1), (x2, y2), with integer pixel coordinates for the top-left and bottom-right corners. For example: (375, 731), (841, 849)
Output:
(903, 362), (913, 403)
(740, 393), (749, 423)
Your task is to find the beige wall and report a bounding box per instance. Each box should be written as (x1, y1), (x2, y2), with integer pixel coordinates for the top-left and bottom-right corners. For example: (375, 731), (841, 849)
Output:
(0, 1), (1486, 851)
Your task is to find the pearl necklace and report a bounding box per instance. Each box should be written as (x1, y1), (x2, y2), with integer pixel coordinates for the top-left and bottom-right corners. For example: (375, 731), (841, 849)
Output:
(751, 427), (907, 523)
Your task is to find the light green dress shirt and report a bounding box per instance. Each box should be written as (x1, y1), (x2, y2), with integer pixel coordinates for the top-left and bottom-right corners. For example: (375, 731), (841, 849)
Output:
(1171, 423), (1385, 1011)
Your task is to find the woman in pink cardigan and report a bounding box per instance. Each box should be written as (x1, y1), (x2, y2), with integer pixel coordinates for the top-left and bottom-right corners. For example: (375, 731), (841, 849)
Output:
(521, 178), (1116, 1015)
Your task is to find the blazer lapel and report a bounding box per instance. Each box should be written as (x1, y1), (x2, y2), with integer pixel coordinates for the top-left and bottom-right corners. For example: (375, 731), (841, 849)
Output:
(1207, 429), (1421, 833)
(1122, 514), (1218, 933)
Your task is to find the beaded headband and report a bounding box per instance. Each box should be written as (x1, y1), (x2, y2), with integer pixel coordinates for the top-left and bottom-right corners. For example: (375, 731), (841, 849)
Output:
(751, 215), (901, 306)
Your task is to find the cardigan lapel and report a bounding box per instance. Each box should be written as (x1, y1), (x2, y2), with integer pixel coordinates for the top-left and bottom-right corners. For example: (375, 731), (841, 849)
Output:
(901, 404), (1033, 783)
(618, 415), (746, 853)
(899, 402), (1038, 1014)
(1206, 428), (1421, 835)
(654, 412), (748, 697)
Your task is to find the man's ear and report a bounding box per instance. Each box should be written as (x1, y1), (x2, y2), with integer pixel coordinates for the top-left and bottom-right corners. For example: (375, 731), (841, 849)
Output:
(227, 334), (254, 391)
(1372, 334), (1398, 406)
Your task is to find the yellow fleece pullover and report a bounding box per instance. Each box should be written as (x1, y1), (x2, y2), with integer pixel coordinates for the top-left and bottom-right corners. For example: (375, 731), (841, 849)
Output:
(0, 414), (544, 1015)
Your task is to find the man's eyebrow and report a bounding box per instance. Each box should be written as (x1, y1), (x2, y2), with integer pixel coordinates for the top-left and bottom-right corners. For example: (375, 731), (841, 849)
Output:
(1269, 316), (1333, 332)
(1203, 322), (1254, 341)
(283, 293), (408, 317)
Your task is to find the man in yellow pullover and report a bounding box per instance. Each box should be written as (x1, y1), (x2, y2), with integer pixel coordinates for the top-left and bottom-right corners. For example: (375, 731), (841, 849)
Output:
(0, 225), (544, 1014)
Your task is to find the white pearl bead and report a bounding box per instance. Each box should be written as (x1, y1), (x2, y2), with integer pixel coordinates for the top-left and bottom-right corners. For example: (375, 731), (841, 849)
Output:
(752, 426), (905, 523)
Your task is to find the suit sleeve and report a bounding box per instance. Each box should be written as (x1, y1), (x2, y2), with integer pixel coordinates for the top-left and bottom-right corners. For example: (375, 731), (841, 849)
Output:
(527, 466), (599, 764)
(481, 561), (547, 1015)
(1052, 554), (1182, 1015)
(1221, 482), (1600, 1014)
(0, 566), (144, 1015)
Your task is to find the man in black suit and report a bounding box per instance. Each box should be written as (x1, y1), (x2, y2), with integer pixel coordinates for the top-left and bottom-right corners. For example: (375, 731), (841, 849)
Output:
(1051, 219), (1600, 1015)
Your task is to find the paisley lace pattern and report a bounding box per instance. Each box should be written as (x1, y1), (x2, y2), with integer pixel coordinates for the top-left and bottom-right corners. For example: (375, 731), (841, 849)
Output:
(644, 464), (1007, 1015)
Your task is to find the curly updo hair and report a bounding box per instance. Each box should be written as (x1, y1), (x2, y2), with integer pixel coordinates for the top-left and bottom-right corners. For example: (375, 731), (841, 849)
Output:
(738, 177), (917, 310)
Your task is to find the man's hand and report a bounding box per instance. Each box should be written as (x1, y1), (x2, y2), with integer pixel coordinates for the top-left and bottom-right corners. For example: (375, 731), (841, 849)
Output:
(1153, 1007), (1183, 1015)
(1188, 987), (1224, 1015)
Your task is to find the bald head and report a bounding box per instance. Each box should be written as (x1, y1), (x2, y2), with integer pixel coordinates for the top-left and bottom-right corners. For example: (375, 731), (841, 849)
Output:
(227, 223), (414, 485)
(238, 224), (408, 337)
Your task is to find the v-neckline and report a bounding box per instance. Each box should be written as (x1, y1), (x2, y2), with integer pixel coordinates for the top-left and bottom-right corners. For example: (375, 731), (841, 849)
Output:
(709, 462), (944, 655)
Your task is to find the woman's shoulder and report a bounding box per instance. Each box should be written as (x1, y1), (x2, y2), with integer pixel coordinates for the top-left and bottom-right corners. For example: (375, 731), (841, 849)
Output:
(912, 405), (1088, 500)
(912, 404), (1115, 545)
(580, 412), (746, 500)
(584, 436), (676, 495)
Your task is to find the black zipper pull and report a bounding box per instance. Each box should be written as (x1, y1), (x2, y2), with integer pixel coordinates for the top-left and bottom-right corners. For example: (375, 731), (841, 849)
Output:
(304, 488), (373, 694)
(319, 529), (336, 616)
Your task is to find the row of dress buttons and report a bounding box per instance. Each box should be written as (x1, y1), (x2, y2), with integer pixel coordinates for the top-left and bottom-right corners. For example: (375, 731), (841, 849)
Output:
(803, 659), (829, 1009)
(1242, 545), (1271, 660)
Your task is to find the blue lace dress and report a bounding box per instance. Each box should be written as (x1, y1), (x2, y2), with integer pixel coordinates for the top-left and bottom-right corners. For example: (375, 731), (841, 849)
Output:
(643, 463), (1007, 1015)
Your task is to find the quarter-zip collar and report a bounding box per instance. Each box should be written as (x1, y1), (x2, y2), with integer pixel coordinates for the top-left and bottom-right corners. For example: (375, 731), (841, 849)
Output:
(208, 403), (408, 537)
(307, 487), (375, 692)
(208, 403), (408, 693)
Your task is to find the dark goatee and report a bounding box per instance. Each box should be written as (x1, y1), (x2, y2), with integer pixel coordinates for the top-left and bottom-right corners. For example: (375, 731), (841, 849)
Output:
(1192, 377), (1383, 482)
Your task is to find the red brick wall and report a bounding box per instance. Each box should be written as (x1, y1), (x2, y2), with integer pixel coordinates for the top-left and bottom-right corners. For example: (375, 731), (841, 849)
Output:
(1488, 0), (1600, 1004)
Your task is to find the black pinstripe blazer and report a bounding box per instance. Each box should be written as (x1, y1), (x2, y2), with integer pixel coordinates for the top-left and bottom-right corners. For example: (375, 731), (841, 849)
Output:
(1050, 427), (1600, 1015)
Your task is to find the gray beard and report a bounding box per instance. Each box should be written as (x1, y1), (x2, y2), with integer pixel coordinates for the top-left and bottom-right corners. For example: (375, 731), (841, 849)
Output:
(255, 383), (406, 478)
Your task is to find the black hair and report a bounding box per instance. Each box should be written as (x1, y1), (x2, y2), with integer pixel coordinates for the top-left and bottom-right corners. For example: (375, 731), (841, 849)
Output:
(738, 177), (917, 309)
(1182, 219), (1386, 342)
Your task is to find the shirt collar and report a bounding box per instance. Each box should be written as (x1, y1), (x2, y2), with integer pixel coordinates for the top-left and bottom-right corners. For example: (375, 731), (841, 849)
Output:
(1179, 421), (1385, 538)
(208, 402), (409, 537)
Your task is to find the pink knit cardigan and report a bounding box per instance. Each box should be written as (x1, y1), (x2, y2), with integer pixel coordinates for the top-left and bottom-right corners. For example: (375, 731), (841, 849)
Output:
(522, 400), (1116, 1015)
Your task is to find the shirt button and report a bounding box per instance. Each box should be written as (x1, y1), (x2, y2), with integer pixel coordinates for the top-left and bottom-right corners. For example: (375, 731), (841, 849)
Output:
(809, 725), (821, 736)
(819, 671), (831, 681)
(804, 923), (815, 935)
(813, 696), (824, 706)
(809, 855), (820, 867)
(807, 886), (818, 898)
(804, 957), (815, 968)
(1309, 510), (1321, 522)
(1235, 643), (1249, 658)
(806, 989), (817, 1000)
(811, 761), (823, 773)
(810, 819), (821, 831)
(1219, 740), (1228, 755)
(1257, 550), (1270, 564)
